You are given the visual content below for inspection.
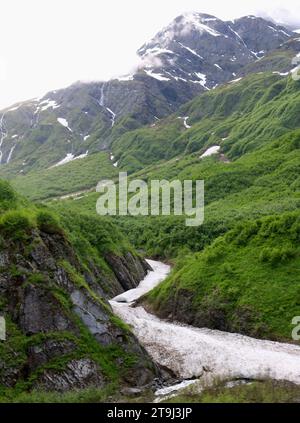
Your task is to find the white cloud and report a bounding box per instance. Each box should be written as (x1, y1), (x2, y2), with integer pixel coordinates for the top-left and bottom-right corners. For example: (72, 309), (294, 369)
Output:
(0, 0), (299, 108)
(0, 57), (8, 83)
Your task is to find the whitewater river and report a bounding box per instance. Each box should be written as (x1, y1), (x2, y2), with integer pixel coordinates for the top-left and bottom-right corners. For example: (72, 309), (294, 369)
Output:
(109, 260), (300, 397)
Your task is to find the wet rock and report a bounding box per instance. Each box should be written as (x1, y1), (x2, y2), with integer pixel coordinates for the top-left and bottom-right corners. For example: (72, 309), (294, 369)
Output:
(19, 285), (78, 335)
(28, 339), (77, 372)
(0, 360), (22, 388)
(120, 387), (145, 397)
(35, 358), (105, 392)
(0, 251), (9, 267)
(105, 252), (150, 293)
(0, 226), (158, 392)
(71, 290), (112, 346)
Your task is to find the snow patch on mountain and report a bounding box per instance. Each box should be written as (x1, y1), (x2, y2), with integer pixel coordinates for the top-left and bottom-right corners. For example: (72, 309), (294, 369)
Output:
(229, 77), (243, 83)
(214, 64), (223, 70)
(6, 145), (16, 163)
(57, 118), (72, 132)
(145, 70), (170, 81)
(177, 42), (203, 59)
(180, 13), (223, 37)
(50, 150), (88, 168)
(38, 99), (60, 112)
(200, 145), (220, 158)
(106, 107), (116, 127)
(178, 116), (192, 129)
(193, 72), (209, 89)
(114, 74), (134, 81)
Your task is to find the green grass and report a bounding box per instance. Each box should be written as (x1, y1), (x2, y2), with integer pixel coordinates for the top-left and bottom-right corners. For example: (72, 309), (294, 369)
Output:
(164, 380), (300, 403)
(146, 211), (300, 341)
(3, 152), (118, 201)
(110, 73), (300, 173)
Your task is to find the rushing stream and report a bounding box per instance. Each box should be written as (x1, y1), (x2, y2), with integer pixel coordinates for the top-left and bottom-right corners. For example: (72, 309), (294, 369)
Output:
(110, 260), (300, 398)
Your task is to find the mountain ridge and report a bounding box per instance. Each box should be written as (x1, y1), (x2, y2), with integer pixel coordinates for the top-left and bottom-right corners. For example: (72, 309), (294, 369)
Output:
(0, 13), (297, 179)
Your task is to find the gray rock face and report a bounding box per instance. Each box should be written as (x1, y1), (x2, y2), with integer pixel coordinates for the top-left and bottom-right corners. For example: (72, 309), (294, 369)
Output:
(0, 228), (158, 392)
(137, 13), (294, 90)
(71, 290), (112, 346)
(36, 358), (105, 392)
(28, 339), (77, 372)
(19, 285), (78, 335)
(105, 252), (151, 292)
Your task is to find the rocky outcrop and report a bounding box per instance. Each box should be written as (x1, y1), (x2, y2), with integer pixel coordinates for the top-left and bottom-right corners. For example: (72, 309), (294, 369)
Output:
(105, 252), (152, 292)
(0, 227), (158, 392)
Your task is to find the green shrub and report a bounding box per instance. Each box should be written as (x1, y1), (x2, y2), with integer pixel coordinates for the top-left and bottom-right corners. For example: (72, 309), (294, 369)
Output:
(259, 246), (295, 265)
(0, 210), (35, 240)
(27, 273), (46, 284)
(36, 210), (62, 235)
(0, 180), (17, 210)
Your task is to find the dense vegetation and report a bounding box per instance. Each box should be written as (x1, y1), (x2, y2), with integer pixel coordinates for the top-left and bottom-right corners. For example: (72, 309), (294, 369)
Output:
(147, 211), (300, 341)
(0, 181), (155, 401)
(112, 73), (300, 172)
(0, 69), (299, 402)
(1, 152), (118, 201)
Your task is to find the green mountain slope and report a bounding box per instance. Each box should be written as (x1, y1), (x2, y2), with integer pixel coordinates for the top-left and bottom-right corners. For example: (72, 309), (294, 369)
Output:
(0, 181), (157, 400)
(56, 72), (295, 257)
(146, 211), (300, 341)
(2, 152), (118, 201)
(111, 72), (300, 172)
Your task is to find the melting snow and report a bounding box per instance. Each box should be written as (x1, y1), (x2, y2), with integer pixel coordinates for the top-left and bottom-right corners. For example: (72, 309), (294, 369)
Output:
(228, 25), (248, 48)
(200, 145), (220, 158)
(38, 99), (60, 112)
(114, 74), (134, 81)
(178, 116), (192, 129)
(145, 70), (170, 81)
(183, 117), (191, 129)
(273, 71), (289, 76)
(57, 118), (72, 132)
(177, 42), (203, 59)
(50, 151), (88, 168)
(229, 77), (243, 83)
(214, 64), (223, 70)
(110, 260), (300, 386)
(106, 107), (116, 127)
(193, 72), (209, 89)
(143, 47), (175, 56)
(181, 13), (222, 37)
(6, 145), (16, 163)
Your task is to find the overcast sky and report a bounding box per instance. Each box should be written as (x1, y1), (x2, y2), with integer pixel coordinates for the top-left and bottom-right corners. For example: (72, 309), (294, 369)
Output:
(0, 0), (300, 108)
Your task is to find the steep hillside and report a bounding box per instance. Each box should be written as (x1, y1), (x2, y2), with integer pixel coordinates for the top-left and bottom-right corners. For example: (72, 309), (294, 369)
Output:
(48, 71), (300, 260)
(5, 70), (300, 200)
(145, 211), (300, 341)
(0, 181), (157, 400)
(111, 72), (300, 172)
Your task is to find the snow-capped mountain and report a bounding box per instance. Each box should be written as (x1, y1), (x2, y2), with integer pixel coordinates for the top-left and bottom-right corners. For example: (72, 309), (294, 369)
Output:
(136, 13), (295, 89)
(0, 13), (297, 174)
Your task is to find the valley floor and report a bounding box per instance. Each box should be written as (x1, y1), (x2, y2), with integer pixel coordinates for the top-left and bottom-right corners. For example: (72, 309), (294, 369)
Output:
(110, 260), (300, 402)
